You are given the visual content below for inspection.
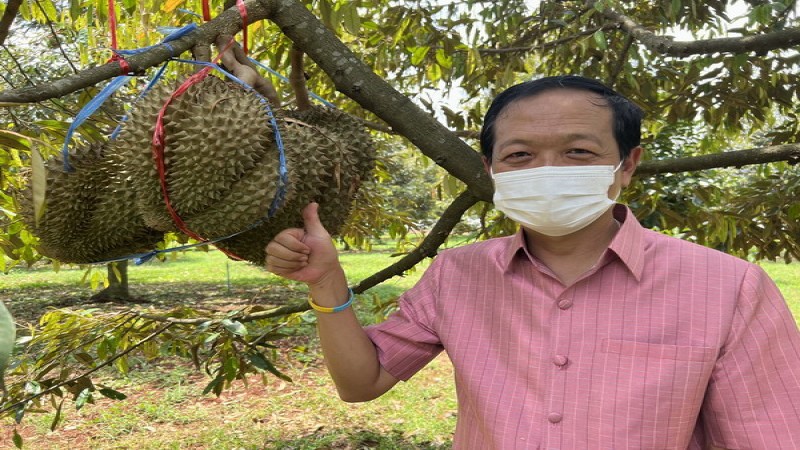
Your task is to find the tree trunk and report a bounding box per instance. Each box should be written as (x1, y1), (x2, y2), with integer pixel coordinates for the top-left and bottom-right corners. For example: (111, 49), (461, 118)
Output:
(89, 261), (130, 302)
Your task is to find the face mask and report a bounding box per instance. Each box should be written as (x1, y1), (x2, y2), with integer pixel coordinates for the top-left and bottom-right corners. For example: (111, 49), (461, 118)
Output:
(491, 162), (623, 237)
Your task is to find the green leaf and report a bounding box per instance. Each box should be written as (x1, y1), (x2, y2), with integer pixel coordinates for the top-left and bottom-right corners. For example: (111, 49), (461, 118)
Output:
(70, 0), (82, 20)
(340, 2), (360, 35)
(410, 46), (430, 66)
(221, 319), (247, 336)
(203, 332), (220, 344)
(435, 48), (452, 70)
(0, 131), (30, 151)
(248, 352), (292, 382)
(30, 144), (47, 227)
(593, 29), (607, 50)
(202, 374), (223, 395)
(13, 429), (22, 449)
(75, 388), (91, 410)
(0, 301), (14, 393)
(788, 203), (800, 219)
(74, 352), (95, 368)
(14, 404), (25, 424)
(50, 398), (65, 431)
(98, 387), (127, 400)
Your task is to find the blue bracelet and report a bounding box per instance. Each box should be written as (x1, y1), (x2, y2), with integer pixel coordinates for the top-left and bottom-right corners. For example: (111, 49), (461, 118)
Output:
(308, 288), (355, 313)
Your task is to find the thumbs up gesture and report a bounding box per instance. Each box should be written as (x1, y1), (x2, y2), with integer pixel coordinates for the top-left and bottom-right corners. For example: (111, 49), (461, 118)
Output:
(265, 202), (343, 287)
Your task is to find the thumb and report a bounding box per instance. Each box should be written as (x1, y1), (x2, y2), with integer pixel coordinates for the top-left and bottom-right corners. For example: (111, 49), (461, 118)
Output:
(302, 202), (329, 237)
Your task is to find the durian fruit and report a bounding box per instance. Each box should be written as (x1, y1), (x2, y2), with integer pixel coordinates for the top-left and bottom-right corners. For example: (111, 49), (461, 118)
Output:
(213, 105), (375, 263)
(115, 74), (375, 264)
(113, 75), (274, 233)
(18, 144), (164, 264)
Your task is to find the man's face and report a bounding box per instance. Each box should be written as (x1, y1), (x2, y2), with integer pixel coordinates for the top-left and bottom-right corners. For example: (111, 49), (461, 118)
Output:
(485, 89), (641, 197)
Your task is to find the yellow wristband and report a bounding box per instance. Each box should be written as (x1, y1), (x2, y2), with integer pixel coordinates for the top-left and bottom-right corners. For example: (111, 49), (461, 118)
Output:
(308, 288), (355, 313)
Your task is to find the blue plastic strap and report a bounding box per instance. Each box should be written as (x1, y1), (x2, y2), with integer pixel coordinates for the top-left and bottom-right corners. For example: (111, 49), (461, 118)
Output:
(247, 57), (336, 108)
(176, 8), (202, 19)
(116, 24), (198, 57)
(61, 75), (131, 171)
(110, 61), (170, 140)
(172, 59), (289, 217)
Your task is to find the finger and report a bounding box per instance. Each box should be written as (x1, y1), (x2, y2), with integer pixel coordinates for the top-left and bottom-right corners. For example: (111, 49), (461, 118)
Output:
(270, 228), (311, 254)
(266, 255), (308, 274)
(265, 240), (310, 263)
(302, 202), (329, 237)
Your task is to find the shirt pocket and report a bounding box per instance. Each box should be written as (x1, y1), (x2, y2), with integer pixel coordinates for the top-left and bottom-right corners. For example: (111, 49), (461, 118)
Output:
(589, 339), (718, 449)
(601, 338), (717, 363)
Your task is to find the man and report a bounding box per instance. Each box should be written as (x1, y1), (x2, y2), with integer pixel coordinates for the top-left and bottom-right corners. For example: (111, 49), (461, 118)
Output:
(265, 75), (800, 449)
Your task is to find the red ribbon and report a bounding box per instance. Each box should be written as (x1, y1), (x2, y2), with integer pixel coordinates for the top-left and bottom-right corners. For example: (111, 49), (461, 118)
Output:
(106, 0), (130, 74)
(108, 0), (118, 50)
(151, 67), (244, 260)
(202, 0), (211, 22)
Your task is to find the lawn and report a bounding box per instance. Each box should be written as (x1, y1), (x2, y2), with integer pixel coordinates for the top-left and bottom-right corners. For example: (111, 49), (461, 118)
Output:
(0, 250), (797, 449)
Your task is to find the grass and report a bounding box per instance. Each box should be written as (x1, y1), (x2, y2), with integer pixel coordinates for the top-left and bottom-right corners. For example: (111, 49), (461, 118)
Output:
(0, 249), (797, 449)
(759, 260), (800, 322)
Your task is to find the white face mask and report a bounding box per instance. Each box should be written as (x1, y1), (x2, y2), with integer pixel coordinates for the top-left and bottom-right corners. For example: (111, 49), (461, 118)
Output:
(491, 162), (623, 237)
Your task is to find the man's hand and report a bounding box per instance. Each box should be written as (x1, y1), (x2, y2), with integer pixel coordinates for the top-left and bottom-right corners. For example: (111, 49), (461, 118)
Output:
(265, 202), (342, 288)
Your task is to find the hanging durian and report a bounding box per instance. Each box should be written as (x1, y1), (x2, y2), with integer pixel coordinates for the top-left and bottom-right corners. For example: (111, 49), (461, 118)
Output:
(17, 144), (164, 264)
(113, 74), (374, 264)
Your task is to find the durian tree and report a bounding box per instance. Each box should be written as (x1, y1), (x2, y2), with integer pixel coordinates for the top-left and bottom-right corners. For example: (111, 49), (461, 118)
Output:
(0, 0), (799, 432)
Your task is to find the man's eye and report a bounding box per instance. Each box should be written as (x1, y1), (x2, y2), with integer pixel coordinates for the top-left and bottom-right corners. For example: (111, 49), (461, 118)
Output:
(507, 151), (530, 159)
(568, 149), (594, 156)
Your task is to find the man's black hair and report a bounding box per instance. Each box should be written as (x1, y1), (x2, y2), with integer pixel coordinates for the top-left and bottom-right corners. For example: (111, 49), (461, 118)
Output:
(479, 75), (644, 161)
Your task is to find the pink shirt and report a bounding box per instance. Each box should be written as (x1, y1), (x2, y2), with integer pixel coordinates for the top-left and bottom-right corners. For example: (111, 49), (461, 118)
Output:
(365, 205), (800, 449)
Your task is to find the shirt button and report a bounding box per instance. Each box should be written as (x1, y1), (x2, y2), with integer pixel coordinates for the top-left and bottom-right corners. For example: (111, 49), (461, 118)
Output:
(547, 412), (563, 424)
(553, 354), (569, 367)
(557, 298), (573, 310)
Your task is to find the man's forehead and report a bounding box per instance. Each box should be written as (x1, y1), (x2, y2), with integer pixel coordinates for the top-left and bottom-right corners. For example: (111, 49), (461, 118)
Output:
(506, 87), (606, 108)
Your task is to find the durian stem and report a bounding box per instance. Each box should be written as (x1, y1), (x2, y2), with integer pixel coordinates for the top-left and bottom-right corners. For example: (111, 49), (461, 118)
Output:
(290, 46), (311, 111)
(192, 44), (212, 64)
(215, 34), (281, 107)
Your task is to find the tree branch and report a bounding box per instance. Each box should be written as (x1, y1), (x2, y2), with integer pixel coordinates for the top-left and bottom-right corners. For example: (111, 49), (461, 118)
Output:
(478, 25), (613, 54)
(0, 322), (174, 415)
(352, 189), (480, 293)
(636, 144), (800, 176)
(0, 0), (22, 47)
(599, 4), (800, 56)
(0, 0), (271, 104)
(266, 0), (493, 201)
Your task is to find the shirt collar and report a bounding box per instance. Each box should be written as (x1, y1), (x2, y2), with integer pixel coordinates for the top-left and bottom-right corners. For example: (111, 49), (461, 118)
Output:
(499, 204), (646, 282)
(608, 204), (645, 282)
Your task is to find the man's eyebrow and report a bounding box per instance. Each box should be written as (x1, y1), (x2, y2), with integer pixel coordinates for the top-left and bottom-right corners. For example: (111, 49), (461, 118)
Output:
(564, 132), (603, 145)
(496, 138), (531, 150)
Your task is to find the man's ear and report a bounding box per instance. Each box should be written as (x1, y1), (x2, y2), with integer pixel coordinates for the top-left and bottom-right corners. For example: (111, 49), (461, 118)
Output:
(621, 146), (643, 187)
(482, 156), (492, 175)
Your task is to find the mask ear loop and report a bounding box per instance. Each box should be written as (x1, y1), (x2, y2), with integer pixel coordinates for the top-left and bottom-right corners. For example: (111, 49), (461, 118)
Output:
(610, 157), (627, 201)
(613, 158), (626, 173)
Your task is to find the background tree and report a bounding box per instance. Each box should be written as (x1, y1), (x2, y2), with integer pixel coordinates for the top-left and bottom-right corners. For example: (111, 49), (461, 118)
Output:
(0, 0), (797, 435)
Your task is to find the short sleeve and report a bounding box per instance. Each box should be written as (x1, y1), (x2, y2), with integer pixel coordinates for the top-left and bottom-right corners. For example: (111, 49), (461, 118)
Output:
(364, 255), (445, 381)
(702, 264), (800, 449)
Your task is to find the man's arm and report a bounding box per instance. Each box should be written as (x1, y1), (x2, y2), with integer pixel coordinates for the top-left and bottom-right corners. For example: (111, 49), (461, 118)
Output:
(701, 264), (800, 449)
(265, 203), (399, 401)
